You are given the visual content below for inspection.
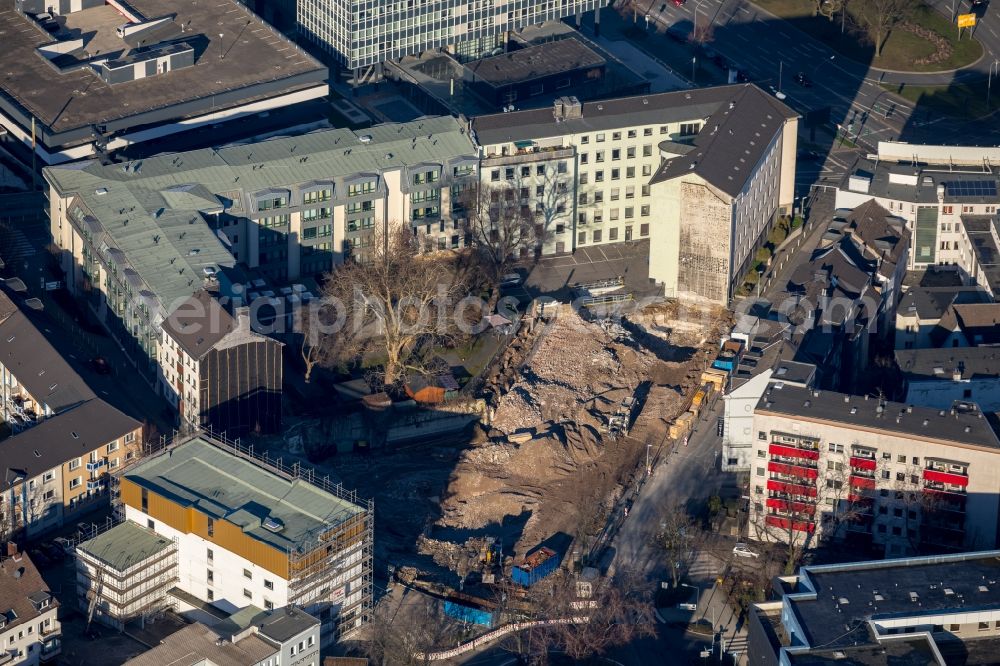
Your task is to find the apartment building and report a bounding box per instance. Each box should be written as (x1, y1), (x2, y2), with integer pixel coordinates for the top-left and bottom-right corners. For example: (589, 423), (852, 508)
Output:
(94, 434), (372, 645)
(0, 291), (143, 539)
(835, 143), (1000, 275)
(0, 546), (60, 666)
(1, 0), (327, 165)
(297, 0), (603, 70)
(749, 384), (1000, 557)
(1, 400), (142, 539)
(159, 290), (283, 435)
(896, 347), (1000, 412)
(470, 85), (799, 303)
(749, 550), (1000, 666)
(895, 284), (991, 350)
(123, 607), (319, 666)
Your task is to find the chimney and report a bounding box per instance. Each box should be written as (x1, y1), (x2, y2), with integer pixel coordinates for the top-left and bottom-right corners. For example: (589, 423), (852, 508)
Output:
(6, 541), (18, 559)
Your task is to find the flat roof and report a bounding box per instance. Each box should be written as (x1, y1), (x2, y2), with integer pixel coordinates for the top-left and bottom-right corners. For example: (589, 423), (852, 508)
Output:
(756, 383), (1000, 449)
(467, 39), (605, 87)
(122, 436), (365, 553)
(0, 0), (325, 140)
(896, 347), (1000, 381)
(44, 116), (475, 312)
(963, 215), (1000, 294)
(840, 158), (1000, 205)
(78, 521), (173, 572)
(790, 551), (1000, 650)
(787, 636), (941, 666)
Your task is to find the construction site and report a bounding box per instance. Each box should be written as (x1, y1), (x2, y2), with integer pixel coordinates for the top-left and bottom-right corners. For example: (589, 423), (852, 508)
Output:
(304, 298), (730, 608)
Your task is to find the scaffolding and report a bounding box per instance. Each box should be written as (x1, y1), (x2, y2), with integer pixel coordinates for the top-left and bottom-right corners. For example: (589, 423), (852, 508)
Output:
(131, 427), (374, 640)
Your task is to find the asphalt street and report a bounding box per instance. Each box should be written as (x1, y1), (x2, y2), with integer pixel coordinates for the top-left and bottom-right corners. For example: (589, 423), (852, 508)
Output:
(641, 0), (1000, 149)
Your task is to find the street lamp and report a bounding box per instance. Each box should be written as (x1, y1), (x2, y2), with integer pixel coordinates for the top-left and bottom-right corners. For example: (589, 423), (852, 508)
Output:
(646, 443), (652, 475)
(692, 56), (697, 83)
(644, 13), (650, 30)
(989, 60), (1000, 108)
(218, 33), (224, 59)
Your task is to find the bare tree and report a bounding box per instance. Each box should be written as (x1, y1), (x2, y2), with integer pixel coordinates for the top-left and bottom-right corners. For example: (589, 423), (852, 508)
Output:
(458, 182), (540, 285)
(495, 570), (656, 662)
(653, 504), (699, 589)
(815, 0), (843, 20)
(690, 18), (715, 45)
(321, 223), (472, 389)
(295, 302), (336, 384)
(365, 592), (461, 666)
(849, 0), (912, 58)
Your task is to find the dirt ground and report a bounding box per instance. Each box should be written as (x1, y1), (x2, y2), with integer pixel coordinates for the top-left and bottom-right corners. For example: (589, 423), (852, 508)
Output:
(427, 301), (729, 563)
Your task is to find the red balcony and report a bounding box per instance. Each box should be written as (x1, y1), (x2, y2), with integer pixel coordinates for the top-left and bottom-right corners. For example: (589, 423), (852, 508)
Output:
(923, 469), (969, 487)
(849, 456), (877, 471)
(765, 515), (815, 533)
(769, 443), (819, 461)
(766, 498), (817, 515)
(768, 461), (819, 480)
(849, 475), (876, 490)
(767, 479), (818, 498)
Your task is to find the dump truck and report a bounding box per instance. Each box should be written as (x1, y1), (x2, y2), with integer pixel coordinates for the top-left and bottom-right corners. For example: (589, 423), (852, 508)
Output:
(512, 546), (561, 586)
(712, 339), (745, 373)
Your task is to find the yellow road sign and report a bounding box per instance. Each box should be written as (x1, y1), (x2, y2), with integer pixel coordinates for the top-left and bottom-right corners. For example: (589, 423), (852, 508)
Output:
(958, 13), (976, 28)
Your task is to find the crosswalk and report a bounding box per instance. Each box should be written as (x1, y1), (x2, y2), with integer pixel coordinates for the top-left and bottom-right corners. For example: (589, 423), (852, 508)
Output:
(724, 633), (749, 662)
(687, 551), (723, 582)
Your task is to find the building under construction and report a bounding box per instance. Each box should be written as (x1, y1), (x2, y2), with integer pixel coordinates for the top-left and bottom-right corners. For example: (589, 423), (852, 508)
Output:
(91, 430), (372, 643)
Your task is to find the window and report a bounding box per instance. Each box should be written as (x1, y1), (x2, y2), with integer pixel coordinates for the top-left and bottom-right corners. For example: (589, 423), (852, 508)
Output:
(69, 458), (81, 471)
(303, 188), (331, 204)
(642, 165), (652, 177)
(536, 165), (545, 175)
(106, 441), (119, 453)
(643, 145), (653, 157)
(595, 171), (604, 183)
(581, 136), (589, 144)
(491, 169), (500, 182)
(680, 122), (700, 136)
(612, 132), (621, 141)
(610, 227), (620, 240)
(596, 133), (605, 142)
(611, 188), (620, 201)
(593, 230), (603, 242)
(626, 186), (635, 199)
(882, 452), (892, 460)
(828, 443), (844, 453)
(611, 168), (620, 180)
(641, 205), (651, 217)
(757, 449), (766, 458)
(756, 467), (765, 476)
(881, 470), (890, 480)
(897, 455), (906, 463)
(644, 128), (653, 136)
(42, 490), (54, 501)
(347, 181), (376, 197)
(896, 472), (905, 482)
(243, 589), (252, 599)
(264, 600), (274, 610)
(243, 569), (252, 580)
(207, 569), (214, 582)
(207, 517), (214, 537)
(640, 223), (649, 236)
(207, 589), (214, 601)
(308, 636), (314, 647)
(596, 151), (605, 163)
(147, 518), (155, 529)
(42, 471), (54, 483)
(124, 432), (135, 444)
(207, 548), (214, 562)
(578, 231), (587, 245)
(942, 205), (953, 214)
(558, 162), (567, 174)
(264, 579), (274, 590)
(612, 149), (621, 160)
(70, 477), (81, 490)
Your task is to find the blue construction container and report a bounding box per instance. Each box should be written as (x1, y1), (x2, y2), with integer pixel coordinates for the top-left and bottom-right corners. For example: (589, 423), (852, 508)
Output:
(443, 600), (495, 626)
(511, 546), (561, 586)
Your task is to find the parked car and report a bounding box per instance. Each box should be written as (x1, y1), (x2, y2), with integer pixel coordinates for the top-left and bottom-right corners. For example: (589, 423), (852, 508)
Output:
(733, 543), (760, 559)
(677, 601), (698, 611)
(795, 72), (812, 87)
(499, 273), (523, 288)
(91, 356), (112, 375)
(797, 149), (824, 162)
(673, 0), (686, 5)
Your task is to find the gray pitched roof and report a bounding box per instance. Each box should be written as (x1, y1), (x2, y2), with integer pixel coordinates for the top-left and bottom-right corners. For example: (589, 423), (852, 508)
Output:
(44, 117), (477, 314)
(896, 346), (1000, 381)
(898, 285), (991, 321)
(649, 84), (798, 198)
(161, 290), (237, 360)
(0, 399), (140, 480)
(0, 291), (95, 414)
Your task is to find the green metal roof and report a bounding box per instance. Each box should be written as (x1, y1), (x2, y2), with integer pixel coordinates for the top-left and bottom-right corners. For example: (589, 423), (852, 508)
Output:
(78, 521), (173, 572)
(43, 117), (477, 314)
(122, 437), (366, 553)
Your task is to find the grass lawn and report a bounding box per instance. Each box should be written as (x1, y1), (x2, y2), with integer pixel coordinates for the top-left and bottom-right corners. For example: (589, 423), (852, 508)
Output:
(753, 0), (982, 72)
(880, 80), (1000, 120)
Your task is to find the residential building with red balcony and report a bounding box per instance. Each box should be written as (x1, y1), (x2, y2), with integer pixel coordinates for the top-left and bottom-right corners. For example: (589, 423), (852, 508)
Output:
(749, 384), (1000, 557)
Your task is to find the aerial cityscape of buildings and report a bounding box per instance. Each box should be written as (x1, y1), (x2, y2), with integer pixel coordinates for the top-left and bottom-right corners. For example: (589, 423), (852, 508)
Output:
(2, 0), (1000, 663)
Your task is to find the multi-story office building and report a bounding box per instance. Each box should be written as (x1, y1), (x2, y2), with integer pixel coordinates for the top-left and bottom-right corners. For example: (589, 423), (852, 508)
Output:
(749, 384), (1000, 557)
(0, 547), (60, 666)
(471, 85), (799, 303)
(297, 0), (604, 71)
(836, 143), (1000, 277)
(749, 550), (1000, 666)
(90, 434), (372, 645)
(1, 0), (327, 165)
(159, 290), (283, 435)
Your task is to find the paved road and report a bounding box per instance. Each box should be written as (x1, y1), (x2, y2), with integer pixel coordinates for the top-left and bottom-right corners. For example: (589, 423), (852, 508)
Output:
(640, 0), (1000, 149)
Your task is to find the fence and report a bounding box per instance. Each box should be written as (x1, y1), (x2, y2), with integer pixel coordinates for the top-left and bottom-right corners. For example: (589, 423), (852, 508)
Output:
(413, 617), (587, 661)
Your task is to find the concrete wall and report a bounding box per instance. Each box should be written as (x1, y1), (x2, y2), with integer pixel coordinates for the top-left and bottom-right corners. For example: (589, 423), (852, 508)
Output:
(675, 178), (733, 304)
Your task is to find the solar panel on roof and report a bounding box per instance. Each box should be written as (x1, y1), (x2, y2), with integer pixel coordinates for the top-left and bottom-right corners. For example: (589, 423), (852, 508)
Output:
(944, 181), (998, 197)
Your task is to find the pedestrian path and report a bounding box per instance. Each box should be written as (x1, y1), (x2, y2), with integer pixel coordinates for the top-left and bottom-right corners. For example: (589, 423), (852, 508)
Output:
(687, 551), (722, 581)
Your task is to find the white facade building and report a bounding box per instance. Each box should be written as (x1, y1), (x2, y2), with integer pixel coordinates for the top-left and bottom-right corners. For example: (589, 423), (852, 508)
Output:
(749, 384), (1000, 557)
